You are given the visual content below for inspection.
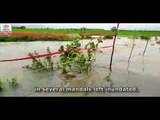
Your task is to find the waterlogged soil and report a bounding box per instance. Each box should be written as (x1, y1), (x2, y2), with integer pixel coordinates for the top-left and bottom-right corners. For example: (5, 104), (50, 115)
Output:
(0, 37), (160, 96)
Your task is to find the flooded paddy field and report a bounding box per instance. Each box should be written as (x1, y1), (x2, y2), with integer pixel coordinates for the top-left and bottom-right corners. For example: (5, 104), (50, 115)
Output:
(0, 37), (160, 96)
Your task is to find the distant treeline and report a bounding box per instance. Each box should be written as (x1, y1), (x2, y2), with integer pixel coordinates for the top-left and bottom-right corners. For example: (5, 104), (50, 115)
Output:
(13, 26), (26, 29)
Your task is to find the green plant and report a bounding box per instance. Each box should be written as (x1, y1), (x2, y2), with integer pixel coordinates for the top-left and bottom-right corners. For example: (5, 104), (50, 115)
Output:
(0, 79), (5, 91)
(22, 47), (55, 72)
(140, 36), (150, 40)
(0, 77), (19, 90)
(58, 38), (103, 74)
(58, 40), (82, 74)
(8, 77), (18, 87)
(22, 37), (103, 74)
(111, 26), (117, 31)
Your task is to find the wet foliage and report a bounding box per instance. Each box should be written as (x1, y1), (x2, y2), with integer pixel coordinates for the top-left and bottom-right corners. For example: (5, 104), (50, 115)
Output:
(8, 77), (18, 87)
(22, 47), (54, 72)
(23, 38), (103, 75)
(0, 77), (19, 91)
(58, 38), (103, 74)
(140, 36), (150, 40)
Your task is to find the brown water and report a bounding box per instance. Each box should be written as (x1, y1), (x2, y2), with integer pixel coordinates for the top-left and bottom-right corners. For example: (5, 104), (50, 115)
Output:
(0, 38), (160, 96)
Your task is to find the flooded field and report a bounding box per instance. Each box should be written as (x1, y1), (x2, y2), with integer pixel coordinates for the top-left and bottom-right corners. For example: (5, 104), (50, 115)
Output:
(0, 37), (160, 96)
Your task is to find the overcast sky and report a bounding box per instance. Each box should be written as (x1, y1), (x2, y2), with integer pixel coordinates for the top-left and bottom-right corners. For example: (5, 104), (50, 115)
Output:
(10, 23), (160, 31)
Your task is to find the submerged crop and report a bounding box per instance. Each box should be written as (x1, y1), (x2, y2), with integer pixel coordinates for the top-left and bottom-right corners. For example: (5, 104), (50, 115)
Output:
(22, 47), (55, 72)
(0, 77), (19, 91)
(23, 37), (103, 76)
(58, 38), (103, 74)
(8, 77), (18, 87)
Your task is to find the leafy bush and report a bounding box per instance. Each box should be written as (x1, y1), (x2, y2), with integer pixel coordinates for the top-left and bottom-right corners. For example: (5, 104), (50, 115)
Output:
(22, 47), (54, 72)
(0, 77), (19, 91)
(140, 36), (150, 40)
(8, 77), (18, 87)
(22, 37), (103, 75)
(58, 38), (103, 74)
(111, 27), (117, 31)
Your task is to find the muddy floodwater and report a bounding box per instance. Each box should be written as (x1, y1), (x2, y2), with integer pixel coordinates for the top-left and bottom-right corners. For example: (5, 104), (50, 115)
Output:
(0, 37), (160, 96)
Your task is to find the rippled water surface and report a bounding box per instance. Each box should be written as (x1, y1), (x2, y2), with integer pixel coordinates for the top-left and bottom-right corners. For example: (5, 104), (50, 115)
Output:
(0, 38), (160, 96)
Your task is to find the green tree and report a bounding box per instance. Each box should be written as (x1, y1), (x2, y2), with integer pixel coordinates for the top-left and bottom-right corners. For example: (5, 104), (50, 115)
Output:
(111, 26), (117, 31)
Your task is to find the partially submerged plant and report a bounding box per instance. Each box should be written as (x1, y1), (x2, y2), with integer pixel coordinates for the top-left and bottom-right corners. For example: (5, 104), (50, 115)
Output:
(44, 47), (54, 71)
(0, 77), (19, 91)
(58, 38), (103, 74)
(8, 77), (18, 87)
(140, 36), (150, 40)
(0, 79), (5, 91)
(22, 47), (54, 72)
(23, 38), (103, 74)
(58, 39), (83, 74)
